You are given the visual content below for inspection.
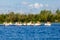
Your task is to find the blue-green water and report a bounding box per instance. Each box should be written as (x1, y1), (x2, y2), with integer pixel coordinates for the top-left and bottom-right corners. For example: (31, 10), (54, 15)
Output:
(0, 23), (60, 40)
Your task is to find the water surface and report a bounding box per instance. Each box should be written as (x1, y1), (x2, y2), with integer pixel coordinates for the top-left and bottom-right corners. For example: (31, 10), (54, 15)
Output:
(0, 23), (60, 40)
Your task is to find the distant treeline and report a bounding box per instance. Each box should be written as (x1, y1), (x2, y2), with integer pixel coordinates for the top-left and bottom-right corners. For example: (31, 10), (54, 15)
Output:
(0, 9), (60, 23)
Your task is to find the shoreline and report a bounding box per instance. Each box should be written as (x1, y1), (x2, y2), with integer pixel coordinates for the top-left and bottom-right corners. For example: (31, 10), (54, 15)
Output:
(0, 23), (60, 26)
(0, 22), (59, 26)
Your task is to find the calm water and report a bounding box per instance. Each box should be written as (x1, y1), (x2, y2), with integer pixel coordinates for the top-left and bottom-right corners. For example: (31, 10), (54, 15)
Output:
(0, 23), (60, 40)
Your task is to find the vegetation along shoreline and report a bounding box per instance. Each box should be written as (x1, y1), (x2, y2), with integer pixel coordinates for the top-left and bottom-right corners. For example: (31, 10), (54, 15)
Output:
(0, 9), (60, 24)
